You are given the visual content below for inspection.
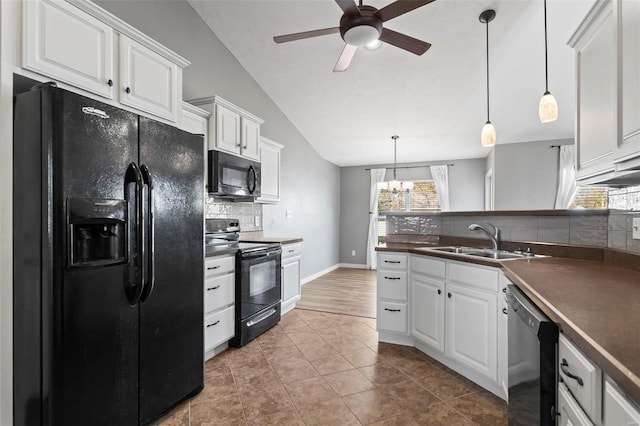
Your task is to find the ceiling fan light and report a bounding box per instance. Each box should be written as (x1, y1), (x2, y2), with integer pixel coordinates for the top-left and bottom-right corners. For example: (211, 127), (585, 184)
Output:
(343, 25), (380, 47)
(539, 91), (558, 123)
(481, 121), (496, 147)
(365, 39), (382, 50)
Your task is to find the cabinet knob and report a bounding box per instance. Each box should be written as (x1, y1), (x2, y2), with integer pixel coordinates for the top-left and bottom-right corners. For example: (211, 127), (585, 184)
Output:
(125, 87), (131, 94)
(447, 292), (452, 298)
(107, 79), (113, 87)
(437, 289), (442, 295)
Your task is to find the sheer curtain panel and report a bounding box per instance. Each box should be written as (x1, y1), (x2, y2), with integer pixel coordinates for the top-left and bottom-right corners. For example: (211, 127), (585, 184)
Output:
(430, 165), (450, 211)
(554, 145), (578, 209)
(366, 168), (386, 269)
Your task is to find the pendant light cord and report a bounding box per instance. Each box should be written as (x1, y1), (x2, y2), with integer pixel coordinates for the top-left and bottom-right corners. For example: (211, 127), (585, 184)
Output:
(543, 0), (549, 93)
(485, 19), (490, 123)
(393, 137), (397, 181)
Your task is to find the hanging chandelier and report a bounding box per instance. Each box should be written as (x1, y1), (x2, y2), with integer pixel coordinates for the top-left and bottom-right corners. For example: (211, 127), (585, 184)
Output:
(387, 135), (413, 195)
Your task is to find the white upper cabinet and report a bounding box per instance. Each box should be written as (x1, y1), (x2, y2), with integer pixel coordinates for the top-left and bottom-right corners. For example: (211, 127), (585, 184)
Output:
(618, 0), (640, 169)
(570, 0), (640, 183)
(190, 96), (265, 160)
(241, 118), (261, 160)
(119, 36), (179, 122)
(22, 0), (189, 124)
(257, 137), (283, 203)
(23, 0), (115, 99)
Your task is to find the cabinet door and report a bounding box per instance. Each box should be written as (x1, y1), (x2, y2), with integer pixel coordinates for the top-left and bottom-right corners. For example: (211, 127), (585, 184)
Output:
(411, 273), (445, 353)
(119, 35), (179, 122)
(604, 380), (640, 426)
(446, 283), (498, 381)
(282, 258), (301, 304)
(214, 104), (241, 155)
(241, 118), (261, 160)
(575, 0), (617, 179)
(23, 0), (115, 99)
(256, 139), (281, 203)
(618, 0), (640, 166)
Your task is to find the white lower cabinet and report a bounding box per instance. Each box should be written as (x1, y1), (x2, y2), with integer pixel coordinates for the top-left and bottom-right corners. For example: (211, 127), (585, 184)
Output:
(446, 281), (498, 381)
(558, 383), (595, 426)
(204, 255), (235, 360)
(377, 252), (409, 342)
(410, 260), (445, 353)
(281, 243), (302, 315)
(604, 379), (640, 426)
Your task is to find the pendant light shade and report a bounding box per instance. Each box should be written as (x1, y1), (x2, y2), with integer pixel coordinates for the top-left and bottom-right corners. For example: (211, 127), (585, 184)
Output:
(539, 91), (558, 122)
(539, 0), (558, 122)
(479, 9), (496, 147)
(481, 121), (497, 147)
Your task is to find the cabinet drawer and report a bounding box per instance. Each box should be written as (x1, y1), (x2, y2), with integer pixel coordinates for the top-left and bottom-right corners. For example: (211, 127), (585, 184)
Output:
(411, 255), (445, 278)
(204, 306), (234, 352)
(378, 302), (407, 333)
(559, 334), (602, 423)
(377, 271), (407, 301)
(205, 255), (235, 277)
(378, 253), (407, 270)
(282, 243), (302, 260)
(558, 383), (594, 426)
(449, 262), (499, 292)
(204, 273), (235, 314)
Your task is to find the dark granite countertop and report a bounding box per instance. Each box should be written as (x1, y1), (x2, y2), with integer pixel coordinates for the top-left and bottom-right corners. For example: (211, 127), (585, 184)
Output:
(378, 241), (640, 403)
(502, 257), (640, 405)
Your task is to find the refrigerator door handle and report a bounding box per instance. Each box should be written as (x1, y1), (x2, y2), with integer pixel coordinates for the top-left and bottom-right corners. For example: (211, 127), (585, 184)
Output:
(124, 162), (145, 305)
(140, 164), (155, 303)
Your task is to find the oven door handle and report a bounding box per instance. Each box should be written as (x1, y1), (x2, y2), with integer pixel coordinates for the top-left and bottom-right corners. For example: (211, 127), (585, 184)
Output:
(247, 308), (278, 327)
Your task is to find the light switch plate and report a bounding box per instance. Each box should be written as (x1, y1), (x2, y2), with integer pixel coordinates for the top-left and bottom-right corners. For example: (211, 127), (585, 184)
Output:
(633, 218), (640, 239)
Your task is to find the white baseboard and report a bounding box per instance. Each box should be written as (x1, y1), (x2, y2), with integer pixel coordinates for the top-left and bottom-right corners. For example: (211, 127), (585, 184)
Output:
(301, 264), (340, 285)
(338, 263), (368, 269)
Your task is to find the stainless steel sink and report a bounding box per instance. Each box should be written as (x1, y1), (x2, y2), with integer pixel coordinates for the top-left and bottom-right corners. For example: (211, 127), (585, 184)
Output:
(429, 246), (538, 260)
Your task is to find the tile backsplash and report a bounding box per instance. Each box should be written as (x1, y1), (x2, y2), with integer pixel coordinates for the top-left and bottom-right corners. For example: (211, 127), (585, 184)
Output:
(384, 210), (640, 253)
(205, 195), (263, 232)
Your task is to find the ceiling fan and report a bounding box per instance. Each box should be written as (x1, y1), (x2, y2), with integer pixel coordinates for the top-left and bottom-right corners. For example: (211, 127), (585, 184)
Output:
(273, 0), (435, 72)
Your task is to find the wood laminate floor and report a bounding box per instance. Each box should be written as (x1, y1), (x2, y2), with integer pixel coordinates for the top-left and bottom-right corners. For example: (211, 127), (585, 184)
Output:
(295, 268), (377, 319)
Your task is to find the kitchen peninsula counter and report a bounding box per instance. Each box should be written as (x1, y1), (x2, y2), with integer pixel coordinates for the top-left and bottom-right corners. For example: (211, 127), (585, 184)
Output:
(239, 231), (303, 245)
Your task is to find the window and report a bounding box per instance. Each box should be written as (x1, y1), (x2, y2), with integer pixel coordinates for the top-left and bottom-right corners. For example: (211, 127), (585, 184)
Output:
(377, 181), (440, 213)
(376, 181), (440, 244)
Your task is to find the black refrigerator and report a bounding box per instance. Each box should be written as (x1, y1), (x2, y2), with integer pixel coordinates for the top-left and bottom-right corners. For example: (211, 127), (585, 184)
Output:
(13, 83), (204, 425)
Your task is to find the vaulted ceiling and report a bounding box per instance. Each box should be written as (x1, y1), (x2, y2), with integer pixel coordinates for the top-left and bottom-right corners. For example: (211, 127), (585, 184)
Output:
(189, 0), (593, 166)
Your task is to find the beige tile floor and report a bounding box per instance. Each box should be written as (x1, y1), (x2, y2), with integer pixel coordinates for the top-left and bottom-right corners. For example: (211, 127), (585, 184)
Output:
(155, 309), (507, 425)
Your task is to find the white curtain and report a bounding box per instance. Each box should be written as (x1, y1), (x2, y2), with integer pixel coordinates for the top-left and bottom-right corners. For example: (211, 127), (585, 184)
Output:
(366, 168), (386, 270)
(555, 145), (578, 209)
(430, 165), (450, 212)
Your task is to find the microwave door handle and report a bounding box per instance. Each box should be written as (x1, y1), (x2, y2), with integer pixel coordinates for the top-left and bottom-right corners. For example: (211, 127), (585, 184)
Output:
(140, 164), (155, 303)
(247, 165), (257, 194)
(124, 162), (144, 305)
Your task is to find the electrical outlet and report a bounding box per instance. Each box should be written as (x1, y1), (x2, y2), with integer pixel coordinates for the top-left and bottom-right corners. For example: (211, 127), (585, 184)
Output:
(633, 218), (640, 239)
(351, 250), (356, 256)
(286, 210), (293, 219)
(254, 215), (260, 227)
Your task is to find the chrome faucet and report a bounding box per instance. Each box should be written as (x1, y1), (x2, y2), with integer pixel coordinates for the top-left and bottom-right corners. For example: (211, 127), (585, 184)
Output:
(468, 223), (501, 251)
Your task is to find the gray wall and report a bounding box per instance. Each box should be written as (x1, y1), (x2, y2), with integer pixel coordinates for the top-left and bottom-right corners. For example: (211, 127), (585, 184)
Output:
(492, 139), (572, 210)
(96, 0), (340, 278)
(339, 159), (486, 265)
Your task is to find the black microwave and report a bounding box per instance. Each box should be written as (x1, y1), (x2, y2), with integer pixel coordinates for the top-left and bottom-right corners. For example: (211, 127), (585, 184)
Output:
(208, 150), (261, 199)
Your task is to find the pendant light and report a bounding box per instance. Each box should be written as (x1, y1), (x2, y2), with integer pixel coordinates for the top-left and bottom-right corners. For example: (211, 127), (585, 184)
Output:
(387, 135), (413, 196)
(479, 9), (496, 147)
(539, 0), (558, 122)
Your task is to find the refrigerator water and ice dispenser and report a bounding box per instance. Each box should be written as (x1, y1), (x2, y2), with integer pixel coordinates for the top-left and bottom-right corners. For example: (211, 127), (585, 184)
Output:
(67, 197), (127, 267)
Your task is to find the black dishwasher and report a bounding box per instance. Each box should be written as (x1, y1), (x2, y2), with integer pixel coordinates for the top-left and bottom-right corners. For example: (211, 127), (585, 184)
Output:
(506, 284), (558, 426)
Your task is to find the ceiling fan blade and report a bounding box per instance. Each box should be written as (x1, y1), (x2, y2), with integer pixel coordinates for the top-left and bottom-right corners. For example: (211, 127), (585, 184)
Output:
(335, 0), (361, 16)
(333, 44), (357, 72)
(379, 28), (431, 55)
(274, 27), (340, 43)
(376, 0), (436, 22)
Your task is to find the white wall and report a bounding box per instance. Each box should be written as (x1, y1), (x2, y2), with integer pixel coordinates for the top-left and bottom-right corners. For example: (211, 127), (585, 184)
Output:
(96, 0), (341, 278)
(339, 159), (485, 265)
(492, 139), (571, 210)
